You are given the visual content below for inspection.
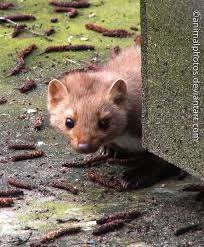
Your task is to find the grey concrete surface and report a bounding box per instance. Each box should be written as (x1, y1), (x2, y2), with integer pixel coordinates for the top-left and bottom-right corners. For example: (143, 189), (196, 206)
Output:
(141, 0), (204, 179)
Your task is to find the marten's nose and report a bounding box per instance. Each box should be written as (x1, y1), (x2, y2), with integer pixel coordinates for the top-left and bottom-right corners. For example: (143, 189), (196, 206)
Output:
(78, 143), (90, 152)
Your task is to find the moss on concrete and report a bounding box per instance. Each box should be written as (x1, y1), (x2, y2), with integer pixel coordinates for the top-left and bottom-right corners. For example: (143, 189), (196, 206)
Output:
(0, 1), (142, 245)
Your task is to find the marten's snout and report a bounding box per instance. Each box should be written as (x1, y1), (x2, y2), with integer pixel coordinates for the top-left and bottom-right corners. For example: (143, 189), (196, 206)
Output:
(78, 143), (90, 152)
(76, 142), (98, 154)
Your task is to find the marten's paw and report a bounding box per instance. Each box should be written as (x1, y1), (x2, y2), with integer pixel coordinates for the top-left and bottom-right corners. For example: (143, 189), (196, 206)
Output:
(100, 144), (126, 158)
(100, 145), (117, 157)
(121, 156), (182, 190)
(101, 144), (135, 159)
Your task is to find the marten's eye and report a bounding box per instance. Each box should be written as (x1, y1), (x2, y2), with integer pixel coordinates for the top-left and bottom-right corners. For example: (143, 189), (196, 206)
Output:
(65, 118), (75, 129)
(98, 118), (110, 130)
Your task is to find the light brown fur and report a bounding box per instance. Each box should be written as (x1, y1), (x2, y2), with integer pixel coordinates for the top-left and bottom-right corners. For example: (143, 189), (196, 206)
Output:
(48, 45), (143, 154)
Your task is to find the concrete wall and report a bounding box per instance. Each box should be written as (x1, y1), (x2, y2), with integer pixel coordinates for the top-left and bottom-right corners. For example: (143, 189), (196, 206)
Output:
(141, 0), (204, 179)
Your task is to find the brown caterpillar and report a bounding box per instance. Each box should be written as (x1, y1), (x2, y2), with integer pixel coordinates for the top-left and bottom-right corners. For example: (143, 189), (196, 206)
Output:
(10, 150), (44, 162)
(9, 58), (25, 76)
(52, 180), (79, 195)
(19, 79), (36, 93)
(102, 30), (132, 38)
(96, 209), (141, 225)
(8, 143), (36, 150)
(85, 23), (108, 33)
(18, 44), (37, 60)
(92, 220), (124, 235)
(87, 170), (123, 191)
(50, 1), (90, 8)
(85, 23), (132, 38)
(43, 44), (95, 53)
(41, 226), (81, 243)
(4, 14), (36, 21)
(7, 177), (33, 190)
(10, 44), (37, 76)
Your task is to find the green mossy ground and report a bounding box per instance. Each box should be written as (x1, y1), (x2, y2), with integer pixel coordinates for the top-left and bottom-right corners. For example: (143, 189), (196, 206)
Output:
(0, 1), (143, 246)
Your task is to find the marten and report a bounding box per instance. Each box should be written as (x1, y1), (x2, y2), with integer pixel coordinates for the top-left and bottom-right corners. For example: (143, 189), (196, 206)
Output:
(47, 44), (182, 188)
(48, 45), (143, 155)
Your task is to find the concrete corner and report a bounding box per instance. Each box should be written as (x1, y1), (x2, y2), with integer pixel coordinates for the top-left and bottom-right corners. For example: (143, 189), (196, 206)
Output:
(141, 0), (204, 179)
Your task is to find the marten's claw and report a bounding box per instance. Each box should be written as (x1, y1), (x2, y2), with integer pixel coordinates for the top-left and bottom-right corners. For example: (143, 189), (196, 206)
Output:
(100, 147), (106, 156)
(113, 151), (117, 158)
(101, 145), (116, 157)
(120, 180), (129, 190)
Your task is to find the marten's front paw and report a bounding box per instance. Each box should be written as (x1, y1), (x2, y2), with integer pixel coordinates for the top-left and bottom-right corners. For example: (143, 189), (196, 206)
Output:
(100, 145), (120, 158)
(101, 144), (133, 158)
(121, 159), (181, 190)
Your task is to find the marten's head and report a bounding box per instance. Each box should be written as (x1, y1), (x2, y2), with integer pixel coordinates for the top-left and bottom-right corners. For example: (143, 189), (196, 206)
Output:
(48, 73), (128, 154)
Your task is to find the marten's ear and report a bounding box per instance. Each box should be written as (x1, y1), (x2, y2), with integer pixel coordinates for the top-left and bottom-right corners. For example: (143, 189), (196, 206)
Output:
(48, 79), (68, 110)
(107, 79), (127, 105)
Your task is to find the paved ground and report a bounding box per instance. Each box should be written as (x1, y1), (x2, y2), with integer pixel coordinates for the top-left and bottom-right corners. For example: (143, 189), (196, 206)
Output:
(0, 0), (204, 246)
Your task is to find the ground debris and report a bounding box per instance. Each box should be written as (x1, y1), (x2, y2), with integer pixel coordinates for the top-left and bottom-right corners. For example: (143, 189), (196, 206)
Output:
(92, 220), (124, 235)
(52, 180), (79, 195)
(183, 184), (204, 192)
(33, 116), (44, 131)
(87, 170), (123, 190)
(50, 1), (90, 8)
(112, 46), (121, 57)
(174, 224), (202, 236)
(0, 198), (14, 207)
(7, 177), (33, 190)
(8, 143), (36, 150)
(96, 209), (141, 225)
(134, 34), (141, 45)
(19, 79), (36, 93)
(107, 157), (138, 166)
(10, 150), (44, 162)
(0, 96), (7, 104)
(12, 24), (27, 38)
(17, 113), (27, 120)
(43, 44), (95, 53)
(62, 155), (108, 168)
(44, 27), (55, 36)
(87, 62), (100, 71)
(50, 17), (58, 23)
(0, 3), (15, 10)
(0, 189), (24, 197)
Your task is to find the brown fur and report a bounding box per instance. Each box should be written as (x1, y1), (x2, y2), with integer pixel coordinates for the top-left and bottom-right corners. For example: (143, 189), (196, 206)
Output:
(48, 45), (142, 154)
